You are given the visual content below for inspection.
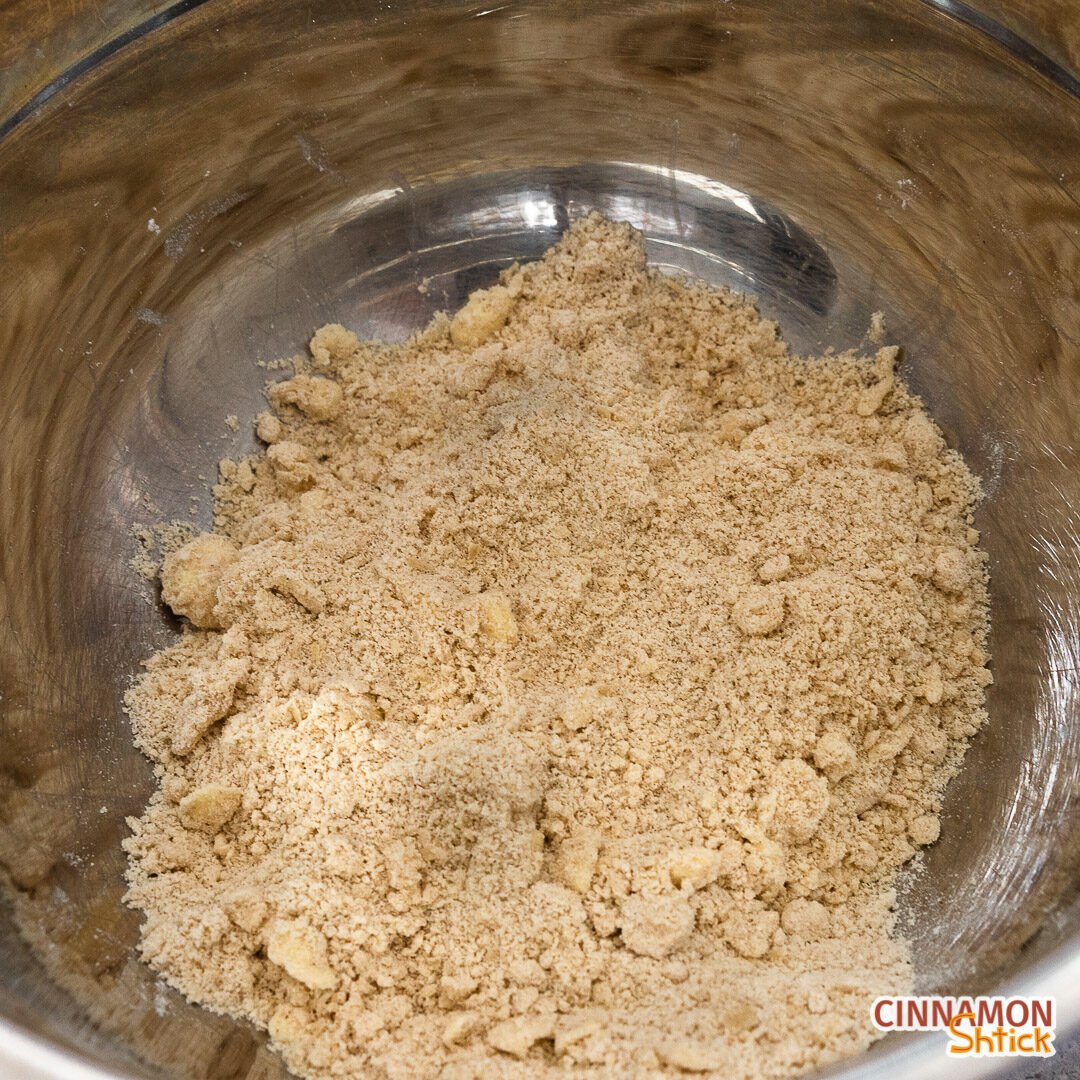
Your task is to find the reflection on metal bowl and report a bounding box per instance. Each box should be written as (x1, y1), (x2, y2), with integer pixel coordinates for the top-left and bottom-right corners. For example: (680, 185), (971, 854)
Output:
(1, 2), (1080, 1078)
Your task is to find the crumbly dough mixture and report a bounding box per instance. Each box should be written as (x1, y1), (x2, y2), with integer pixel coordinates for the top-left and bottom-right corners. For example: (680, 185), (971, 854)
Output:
(124, 215), (990, 1080)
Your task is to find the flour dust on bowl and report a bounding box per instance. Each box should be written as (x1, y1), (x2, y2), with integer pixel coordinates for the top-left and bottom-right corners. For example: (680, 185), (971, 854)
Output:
(1, 2), (1079, 1080)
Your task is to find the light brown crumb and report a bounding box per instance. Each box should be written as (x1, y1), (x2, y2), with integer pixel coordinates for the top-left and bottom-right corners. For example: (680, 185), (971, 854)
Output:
(655, 1039), (719, 1072)
(442, 1011), (480, 1047)
(265, 919), (338, 991)
(159, 533), (238, 629)
(757, 553), (791, 583)
(813, 730), (858, 781)
(124, 215), (989, 1080)
(909, 814), (942, 846)
(667, 847), (721, 892)
(177, 784), (242, 833)
(450, 283), (515, 346)
(619, 894), (696, 959)
(309, 323), (359, 366)
(555, 827), (602, 894)
(780, 897), (831, 940)
(268, 374), (344, 422)
(487, 1014), (555, 1057)
(732, 585), (786, 636)
(255, 411), (283, 443)
(476, 588), (518, 642)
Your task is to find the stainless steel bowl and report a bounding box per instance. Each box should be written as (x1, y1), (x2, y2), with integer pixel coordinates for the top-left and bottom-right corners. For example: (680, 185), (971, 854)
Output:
(2, 2), (1080, 1078)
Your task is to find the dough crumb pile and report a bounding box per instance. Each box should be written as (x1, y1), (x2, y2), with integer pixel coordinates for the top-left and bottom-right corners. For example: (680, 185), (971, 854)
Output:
(124, 215), (990, 1080)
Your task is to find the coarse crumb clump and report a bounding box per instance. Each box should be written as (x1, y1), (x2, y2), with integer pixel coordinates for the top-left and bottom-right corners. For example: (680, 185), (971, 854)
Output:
(124, 215), (990, 1080)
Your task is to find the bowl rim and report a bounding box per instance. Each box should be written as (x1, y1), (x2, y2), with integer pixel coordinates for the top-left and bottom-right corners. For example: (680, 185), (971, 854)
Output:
(1, 0), (1078, 1078)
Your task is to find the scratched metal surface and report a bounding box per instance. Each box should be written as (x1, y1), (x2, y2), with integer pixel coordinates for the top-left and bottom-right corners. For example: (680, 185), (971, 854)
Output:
(2, 2), (1080, 1079)
(1039, 1034), (1080, 1079)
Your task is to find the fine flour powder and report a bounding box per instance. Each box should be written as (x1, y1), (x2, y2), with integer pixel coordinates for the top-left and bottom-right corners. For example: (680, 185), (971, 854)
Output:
(124, 216), (990, 1079)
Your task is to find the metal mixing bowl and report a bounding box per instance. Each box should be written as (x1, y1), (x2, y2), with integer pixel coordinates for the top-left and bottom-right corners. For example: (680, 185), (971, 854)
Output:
(2, 1), (1080, 1078)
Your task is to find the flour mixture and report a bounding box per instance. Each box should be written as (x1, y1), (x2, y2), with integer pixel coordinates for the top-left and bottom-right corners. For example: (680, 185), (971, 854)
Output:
(124, 215), (990, 1079)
